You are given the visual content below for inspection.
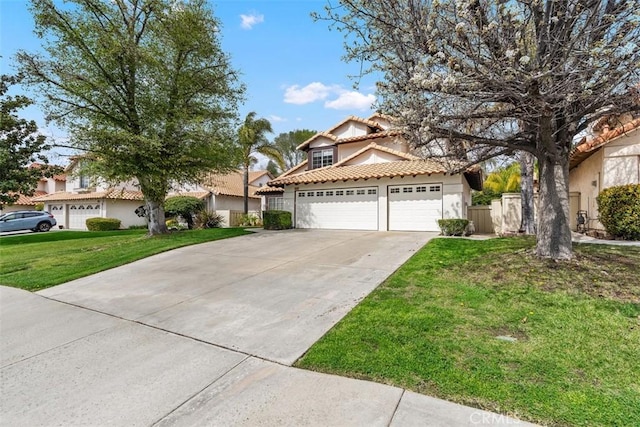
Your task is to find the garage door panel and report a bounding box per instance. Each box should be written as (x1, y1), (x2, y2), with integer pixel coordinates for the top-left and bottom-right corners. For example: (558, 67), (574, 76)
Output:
(388, 184), (442, 232)
(69, 202), (101, 230)
(296, 187), (378, 230)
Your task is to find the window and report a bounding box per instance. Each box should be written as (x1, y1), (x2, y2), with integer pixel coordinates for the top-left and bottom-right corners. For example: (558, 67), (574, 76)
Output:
(311, 148), (334, 169)
(307, 192), (314, 197)
(416, 186), (427, 193)
(267, 197), (284, 211)
(346, 190), (354, 195)
(356, 189), (365, 195)
(430, 185), (441, 192)
(390, 188), (400, 194)
(316, 191), (324, 197)
(336, 190), (344, 196)
(326, 190), (334, 196)
(298, 193), (305, 198)
(368, 189), (377, 195)
(78, 174), (90, 189)
(403, 187), (413, 193)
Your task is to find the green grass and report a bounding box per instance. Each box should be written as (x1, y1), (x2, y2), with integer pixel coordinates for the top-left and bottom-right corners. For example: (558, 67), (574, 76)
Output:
(0, 228), (252, 291)
(296, 237), (640, 426)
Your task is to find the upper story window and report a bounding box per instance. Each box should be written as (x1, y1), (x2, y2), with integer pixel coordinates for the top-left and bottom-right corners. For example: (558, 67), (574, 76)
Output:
(310, 148), (334, 169)
(78, 174), (90, 189)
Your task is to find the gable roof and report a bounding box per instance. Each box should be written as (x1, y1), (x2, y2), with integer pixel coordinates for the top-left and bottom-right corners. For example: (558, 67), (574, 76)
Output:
(326, 115), (385, 135)
(199, 170), (266, 199)
(268, 159), (481, 189)
(570, 117), (640, 169)
(296, 132), (338, 151)
(332, 142), (420, 167)
(5, 191), (48, 206)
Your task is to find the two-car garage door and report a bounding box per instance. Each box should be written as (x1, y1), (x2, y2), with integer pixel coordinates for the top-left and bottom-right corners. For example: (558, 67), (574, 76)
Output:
(295, 183), (443, 231)
(295, 187), (378, 230)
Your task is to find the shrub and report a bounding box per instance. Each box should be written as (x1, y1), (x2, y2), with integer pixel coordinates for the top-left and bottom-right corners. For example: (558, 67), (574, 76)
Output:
(437, 219), (470, 236)
(86, 217), (121, 231)
(597, 184), (640, 240)
(127, 224), (147, 230)
(195, 210), (225, 229)
(34, 203), (44, 211)
(239, 213), (262, 227)
(263, 210), (292, 230)
(164, 196), (204, 229)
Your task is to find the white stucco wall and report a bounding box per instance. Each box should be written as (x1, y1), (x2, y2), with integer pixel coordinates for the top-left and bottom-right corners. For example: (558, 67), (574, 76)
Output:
(569, 149), (603, 226)
(332, 121), (370, 139)
(214, 195), (261, 212)
(280, 173), (469, 231)
(105, 200), (147, 228)
(251, 174), (272, 187)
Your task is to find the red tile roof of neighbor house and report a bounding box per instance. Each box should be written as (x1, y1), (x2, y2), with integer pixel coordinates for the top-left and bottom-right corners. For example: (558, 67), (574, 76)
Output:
(570, 117), (640, 169)
(7, 191), (48, 206)
(199, 170), (269, 199)
(269, 159), (482, 189)
(33, 189), (145, 202)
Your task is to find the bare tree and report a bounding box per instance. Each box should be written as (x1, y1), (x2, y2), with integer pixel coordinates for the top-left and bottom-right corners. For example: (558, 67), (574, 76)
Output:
(317, 0), (640, 259)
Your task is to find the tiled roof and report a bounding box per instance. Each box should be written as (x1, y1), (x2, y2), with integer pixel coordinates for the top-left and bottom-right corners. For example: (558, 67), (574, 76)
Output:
(326, 115), (384, 135)
(570, 117), (640, 169)
(6, 191), (48, 206)
(296, 132), (338, 150)
(334, 129), (404, 145)
(269, 159), (461, 186)
(332, 142), (420, 167)
(254, 186), (284, 195)
(199, 170), (263, 199)
(33, 189), (144, 202)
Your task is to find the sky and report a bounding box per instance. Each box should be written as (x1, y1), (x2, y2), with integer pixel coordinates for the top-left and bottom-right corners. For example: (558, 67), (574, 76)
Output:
(0, 0), (380, 166)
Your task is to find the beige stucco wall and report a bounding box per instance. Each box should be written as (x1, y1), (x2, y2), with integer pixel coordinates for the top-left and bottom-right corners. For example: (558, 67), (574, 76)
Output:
(280, 173), (469, 231)
(214, 195), (260, 212)
(332, 121), (370, 139)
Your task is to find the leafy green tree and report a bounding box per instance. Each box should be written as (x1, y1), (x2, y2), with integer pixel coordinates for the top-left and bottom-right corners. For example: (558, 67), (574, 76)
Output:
(237, 112), (284, 213)
(266, 159), (280, 178)
(273, 129), (316, 170)
(17, 0), (243, 235)
(164, 196), (204, 230)
(0, 74), (56, 208)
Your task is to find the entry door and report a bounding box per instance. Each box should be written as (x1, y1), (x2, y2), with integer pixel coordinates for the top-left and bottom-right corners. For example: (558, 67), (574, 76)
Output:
(388, 184), (443, 231)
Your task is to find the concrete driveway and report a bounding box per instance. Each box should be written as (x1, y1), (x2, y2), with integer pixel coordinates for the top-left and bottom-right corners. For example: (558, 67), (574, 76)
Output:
(1, 229), (534, 426)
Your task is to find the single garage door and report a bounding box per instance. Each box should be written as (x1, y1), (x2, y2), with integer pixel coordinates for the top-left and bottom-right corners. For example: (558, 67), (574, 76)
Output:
(49, 204), (65, 229)
(388, 183), (443, 231)
(296, 187), (378, 230)
(68, 202), (101, 230)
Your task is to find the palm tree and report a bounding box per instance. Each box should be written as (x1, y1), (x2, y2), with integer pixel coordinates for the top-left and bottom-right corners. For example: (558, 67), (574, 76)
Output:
(484, 162), (521, 193)
(237, 112), (285, 214)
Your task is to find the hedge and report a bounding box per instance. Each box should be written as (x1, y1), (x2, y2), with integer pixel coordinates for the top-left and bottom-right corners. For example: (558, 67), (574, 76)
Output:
(437, 219), (470, 236)
(263, 210), (292, 230)
(596, 184), (640, 240)
(86, 217), (121, 231)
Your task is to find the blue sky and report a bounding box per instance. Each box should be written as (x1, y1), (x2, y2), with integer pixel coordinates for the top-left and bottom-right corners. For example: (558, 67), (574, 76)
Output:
(0, 0), (380, 165)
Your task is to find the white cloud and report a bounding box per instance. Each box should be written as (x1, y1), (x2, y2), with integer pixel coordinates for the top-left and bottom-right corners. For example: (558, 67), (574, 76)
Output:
(240, 13), (264, 30)
(283, 82), (336, 105)
(283, 82), (376, 111)
(268, 114), (287, 123)
(325, 91), (376, 111)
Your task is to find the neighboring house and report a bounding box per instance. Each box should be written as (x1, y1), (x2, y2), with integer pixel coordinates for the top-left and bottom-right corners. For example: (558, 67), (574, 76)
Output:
(265, 114), (483, 232)
(33, 164), (273, 230)
(569, 114), (640, 231)
(0, 164), (66, 214)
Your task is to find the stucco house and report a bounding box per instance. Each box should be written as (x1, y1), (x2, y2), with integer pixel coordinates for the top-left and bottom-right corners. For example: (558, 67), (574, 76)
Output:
(33, 163), (273, 230)
(264, 114), (483, 232)
(569, 114), (640, 231)
(0, 165), (66, 214)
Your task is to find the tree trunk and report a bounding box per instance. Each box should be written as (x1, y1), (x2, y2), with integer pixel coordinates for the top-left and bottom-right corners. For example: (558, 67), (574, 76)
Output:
(536, 155), (572, 259)
(519, 151), (536, 235)
(146, 198), (168, 235)
(243, 165), (249, 215)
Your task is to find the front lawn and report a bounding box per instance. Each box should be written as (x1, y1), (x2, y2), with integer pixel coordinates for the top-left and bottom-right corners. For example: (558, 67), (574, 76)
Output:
(0, 228), (251, 291)
(297, 237), (640, 426)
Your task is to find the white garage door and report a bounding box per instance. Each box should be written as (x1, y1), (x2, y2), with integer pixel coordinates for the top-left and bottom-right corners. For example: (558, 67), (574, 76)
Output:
(68, 202), (101, 230)
(49, 204), (65, 229)
(296, 187), (378, 230)
(388, 183), (443, 231)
